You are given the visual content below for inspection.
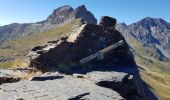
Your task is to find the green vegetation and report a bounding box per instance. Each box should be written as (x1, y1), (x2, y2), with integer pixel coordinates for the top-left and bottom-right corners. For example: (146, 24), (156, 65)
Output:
(0, 19), (82, 69)
(136, 55), (170, 100)
(129, 38), (170, 99)
(0, 61), (12, 69)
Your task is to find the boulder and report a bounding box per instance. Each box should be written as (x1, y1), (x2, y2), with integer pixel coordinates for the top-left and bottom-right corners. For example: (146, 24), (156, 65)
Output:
(99, 16), (117, 28)
(85, 68), (144, 100)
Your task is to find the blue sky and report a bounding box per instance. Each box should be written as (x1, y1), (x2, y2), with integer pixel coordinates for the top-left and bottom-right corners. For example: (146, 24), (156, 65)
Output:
(0, 0), (170, 25)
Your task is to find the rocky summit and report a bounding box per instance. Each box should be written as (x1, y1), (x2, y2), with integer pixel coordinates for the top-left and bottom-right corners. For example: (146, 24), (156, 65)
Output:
(46, 5), (97, 25)
(27, 16), (135, 72)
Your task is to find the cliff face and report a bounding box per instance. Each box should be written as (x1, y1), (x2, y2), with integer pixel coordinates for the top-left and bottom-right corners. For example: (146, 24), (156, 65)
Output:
(27, 16), (135, 72)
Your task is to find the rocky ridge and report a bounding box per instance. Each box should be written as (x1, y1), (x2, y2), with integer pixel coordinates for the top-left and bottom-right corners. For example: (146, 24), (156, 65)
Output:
(0, 16), (157, 100)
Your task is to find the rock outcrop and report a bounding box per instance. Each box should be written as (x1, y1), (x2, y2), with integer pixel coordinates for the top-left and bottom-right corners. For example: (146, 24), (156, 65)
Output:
(27, 16), (135, 72)
(99, 16), (117, 28)
(0, 73), (124, 100)
(0, 67), (157, 100)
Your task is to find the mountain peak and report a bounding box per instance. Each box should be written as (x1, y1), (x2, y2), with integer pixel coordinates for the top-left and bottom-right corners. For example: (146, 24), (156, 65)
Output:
(137, 17), (170, 29)
(138, 17), (157, 26)
(53, 5), (74, 13)
(141, 17), (167, 23)
(75, 5), (87, 11)
(61, 4), (72, 8)
(117, 17), (170, 59)
(46, 5), (97, 25)
(74, 5), (97, 24)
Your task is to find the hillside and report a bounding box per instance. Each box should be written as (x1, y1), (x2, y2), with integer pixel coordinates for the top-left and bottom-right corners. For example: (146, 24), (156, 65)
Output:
(0, 5), (97, 68)
(116, 18), (170, 99)
(116, 17), (170, 60)
(0, 19), (82, 68)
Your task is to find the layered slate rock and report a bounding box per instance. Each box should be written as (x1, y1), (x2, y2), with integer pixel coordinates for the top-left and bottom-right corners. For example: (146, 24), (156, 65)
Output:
(84, 67), (151, 100)
(0, 73), (124, 100)
(27, 16), (135, 72)
(0, 67), (157, 100)
(0, 70), (20, 85)
(29, 72), (64, 81)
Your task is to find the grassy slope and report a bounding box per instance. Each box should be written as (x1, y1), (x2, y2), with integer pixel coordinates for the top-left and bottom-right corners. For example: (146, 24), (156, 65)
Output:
(0, 19), (81, 68)
(127, 38), (170, 99)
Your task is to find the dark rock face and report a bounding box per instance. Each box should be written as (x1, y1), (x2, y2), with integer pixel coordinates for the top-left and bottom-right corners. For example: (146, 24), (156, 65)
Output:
(46, 5), (97, 25)
(27, 16), (135, 72)
(116, 17), (170, 59)
(99, 16), (117, 28)
(74, 5), (97, 25)
(46, 5), (74, 24)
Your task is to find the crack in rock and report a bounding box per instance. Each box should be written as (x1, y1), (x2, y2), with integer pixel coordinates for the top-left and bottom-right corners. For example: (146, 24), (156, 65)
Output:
(68, 92), (90, 100)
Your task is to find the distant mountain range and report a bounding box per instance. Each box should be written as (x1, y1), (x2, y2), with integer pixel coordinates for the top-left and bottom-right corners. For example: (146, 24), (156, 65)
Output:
(0, 5), (170, 61)
(0, 5), (97, 44)
(116, 17), (170, 60)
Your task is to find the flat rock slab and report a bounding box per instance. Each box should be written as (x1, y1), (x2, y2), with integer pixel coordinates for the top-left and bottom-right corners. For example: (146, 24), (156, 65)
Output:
(0, 72), (13, 78)
(0, 69), (25, 77)
(0, 75), (124, 100)
(0, 70), (20, 85)
(85, 71), (128, 83)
